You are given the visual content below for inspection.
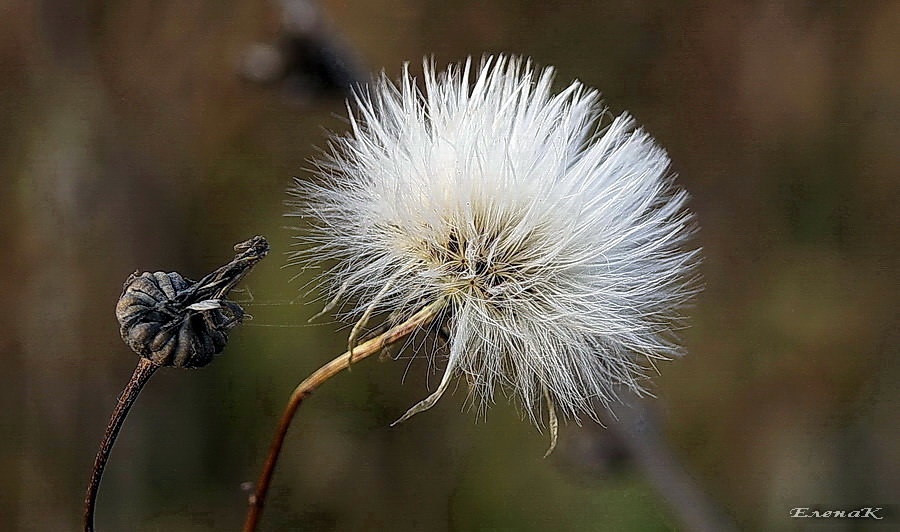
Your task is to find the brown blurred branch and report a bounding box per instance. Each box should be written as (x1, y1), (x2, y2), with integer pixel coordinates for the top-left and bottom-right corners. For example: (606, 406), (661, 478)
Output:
(600, 401), (737, 532)
(239, 0), (364, 101)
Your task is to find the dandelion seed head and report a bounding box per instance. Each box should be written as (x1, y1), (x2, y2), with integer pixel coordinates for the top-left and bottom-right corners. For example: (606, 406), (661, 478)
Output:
(289, 55), (701, 426)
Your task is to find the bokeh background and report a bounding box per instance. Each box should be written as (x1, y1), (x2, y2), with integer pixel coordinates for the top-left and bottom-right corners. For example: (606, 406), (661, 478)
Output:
(1, 1), (897, 530)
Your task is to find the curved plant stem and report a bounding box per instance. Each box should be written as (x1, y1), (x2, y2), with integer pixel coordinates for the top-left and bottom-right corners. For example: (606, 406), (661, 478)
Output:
(83, 357), (159, 532)
(242, 300), (444, 532)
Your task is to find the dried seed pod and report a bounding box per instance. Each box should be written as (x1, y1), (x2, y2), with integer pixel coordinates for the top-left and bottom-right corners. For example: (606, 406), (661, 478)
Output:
(85, 236), (268, 532)
(116, 271), (243, 368)
(115, 235), (269, 368)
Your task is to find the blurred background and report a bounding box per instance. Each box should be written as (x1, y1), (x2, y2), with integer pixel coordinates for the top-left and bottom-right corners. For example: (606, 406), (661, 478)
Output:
(1, 0), (897, 530)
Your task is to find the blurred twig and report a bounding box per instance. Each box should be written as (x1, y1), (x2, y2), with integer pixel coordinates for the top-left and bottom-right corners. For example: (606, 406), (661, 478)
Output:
(592, 400), (737, 532)
(239, 0), (365, 102)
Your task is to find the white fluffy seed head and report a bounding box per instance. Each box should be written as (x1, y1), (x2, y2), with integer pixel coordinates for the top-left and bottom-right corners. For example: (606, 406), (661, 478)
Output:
(289, 55), (701, 427)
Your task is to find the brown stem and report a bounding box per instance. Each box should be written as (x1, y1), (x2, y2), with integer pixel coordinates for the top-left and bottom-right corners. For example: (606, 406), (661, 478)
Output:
(242, 301), (444, 532)
(84, 357), (159, 532)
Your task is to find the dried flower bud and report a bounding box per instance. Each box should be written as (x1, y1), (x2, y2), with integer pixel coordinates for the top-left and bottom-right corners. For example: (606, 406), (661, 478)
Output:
(115, 271), (241, 367)
(115, 236), (269, 368)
